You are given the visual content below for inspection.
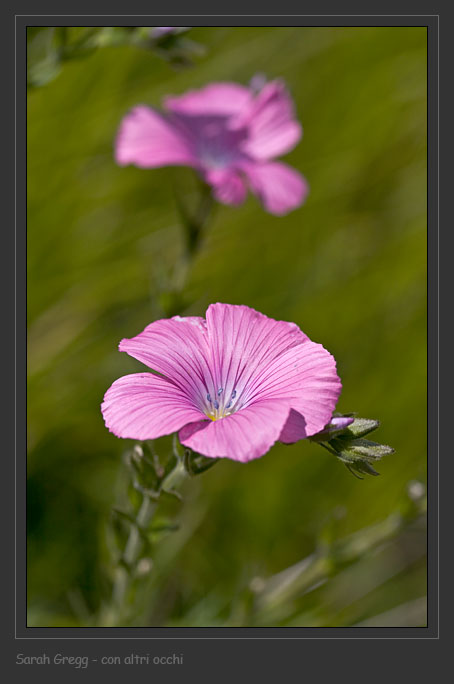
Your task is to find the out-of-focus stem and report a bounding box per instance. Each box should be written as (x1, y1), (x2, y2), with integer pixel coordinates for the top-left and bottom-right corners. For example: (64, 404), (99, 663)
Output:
(249, 492), (426, 626)
(106, 458), (187, 626)
(184, 184), (214, 257)
(173, 178), (214, 260)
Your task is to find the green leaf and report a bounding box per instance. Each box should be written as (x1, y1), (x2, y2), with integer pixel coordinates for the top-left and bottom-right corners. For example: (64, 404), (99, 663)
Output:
(126, 444), (160, 490)
(112, 508), (137, 527)
(150, 522), (180, 534)
(183, 449), (219, 476)
(161, 449), (179, 480)
(345, 461), (380, 479)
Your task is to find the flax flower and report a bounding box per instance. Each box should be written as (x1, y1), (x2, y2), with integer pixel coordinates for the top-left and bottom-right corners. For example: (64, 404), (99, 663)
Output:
(115, 80), (308, 216)
(102, 304), (341, 462)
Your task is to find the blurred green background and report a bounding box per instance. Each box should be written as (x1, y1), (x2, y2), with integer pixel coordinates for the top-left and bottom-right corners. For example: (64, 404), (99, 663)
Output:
(27, 26), (427, 627)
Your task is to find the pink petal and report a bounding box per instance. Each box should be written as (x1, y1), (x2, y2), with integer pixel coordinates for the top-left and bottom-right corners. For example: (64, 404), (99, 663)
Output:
(235, 80), (302, 160)
(278, 409), (308, 443)
(204, 303), (307, 410)
(115, 106), (196, 168)
(164, 83), (252, 117)
(101, 373), (204, 440)
(118, 316), (213, 410)
(205, 303), (340, 439)
(258, 339), (342, 439)
(204, 168), (247, 206)
(179, 399), (291, 462)
(241, 161), (308, 215)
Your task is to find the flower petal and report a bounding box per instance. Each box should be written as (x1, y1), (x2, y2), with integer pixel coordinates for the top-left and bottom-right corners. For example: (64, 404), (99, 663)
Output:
(179, 399), (291, 462)
(205, 303), (340, 439)
(101, 373), (205, 440)
(118, 317), (213, 411)
(164, 83), (252, 116)
(279, 409), (308, 443)
(204, 168), (247, 206)
(236, 80), (302, 159)
(241, 161), (308, 216)
(115, 106), (195, 168)
(251, 339), (342, 439)
(204, 303), (307, 410)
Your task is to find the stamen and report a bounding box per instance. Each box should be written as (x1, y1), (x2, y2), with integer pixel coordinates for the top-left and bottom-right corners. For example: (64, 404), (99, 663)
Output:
(218, 387), (223, 396)
(226, 401), (232, 409)
(207, 393), (211, 402)
(214, 400), (219, 410)
(231, 390), (237, 399)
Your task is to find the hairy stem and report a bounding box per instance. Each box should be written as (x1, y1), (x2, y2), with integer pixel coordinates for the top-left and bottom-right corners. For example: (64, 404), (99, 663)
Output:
(106, 457), (187, 626)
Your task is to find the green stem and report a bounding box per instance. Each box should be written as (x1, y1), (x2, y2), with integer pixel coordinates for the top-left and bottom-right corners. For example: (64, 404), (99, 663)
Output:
(250, 493), (426, 625)
(110, 496), (156, 620)
(185, 184), (214, 257)
(107, 457), (187, 626)
(173, 178), (215, 260)
(162, 458), (187, 491)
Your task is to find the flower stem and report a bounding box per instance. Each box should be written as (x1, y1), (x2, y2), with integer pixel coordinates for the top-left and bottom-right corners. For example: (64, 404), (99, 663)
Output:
(110, 495), (155, 614)
(185, 183), (214, 257)
(106, 455), (187, 626)
(173, 177), (215, 260)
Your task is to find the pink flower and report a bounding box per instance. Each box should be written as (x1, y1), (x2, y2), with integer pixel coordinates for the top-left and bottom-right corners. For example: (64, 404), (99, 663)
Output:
(150, 27), (188, 38)
(115, 80), (308, 216)
(101, 303), (341, 462)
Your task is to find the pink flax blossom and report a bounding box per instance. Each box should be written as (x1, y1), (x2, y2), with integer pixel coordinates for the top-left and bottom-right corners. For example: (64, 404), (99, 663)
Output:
(115, 80), (308, 216)
(101, 303), (341, 462)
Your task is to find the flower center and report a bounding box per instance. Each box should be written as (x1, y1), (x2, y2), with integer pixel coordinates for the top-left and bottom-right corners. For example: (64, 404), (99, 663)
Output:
(198, 138), (233, 169)
(193, 117), (246, 170)
(204, 388), (238, 421)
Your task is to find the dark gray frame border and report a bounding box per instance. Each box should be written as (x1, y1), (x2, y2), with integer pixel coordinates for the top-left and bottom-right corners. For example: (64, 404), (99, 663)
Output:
(12, 9), (439, 657)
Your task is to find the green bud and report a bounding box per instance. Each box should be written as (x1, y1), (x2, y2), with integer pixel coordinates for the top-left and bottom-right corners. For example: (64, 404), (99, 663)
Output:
(314, 415), (394, 478)
(338, 418), (381, 439)
(332, 437), (394, 461)
(328, 436), (394, 479)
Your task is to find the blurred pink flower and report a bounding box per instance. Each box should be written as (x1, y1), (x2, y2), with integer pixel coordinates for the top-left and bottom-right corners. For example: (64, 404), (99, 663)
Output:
(101, 303), (340, 462)
(152, 27), (176, 36)
(115, 80), (308, 216)
(150, 27), (188, 38)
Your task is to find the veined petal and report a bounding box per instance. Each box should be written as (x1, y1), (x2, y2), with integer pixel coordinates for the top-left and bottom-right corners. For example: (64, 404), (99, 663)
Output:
(164, 83), (252, 116)
(119, 317), (214, 411)
(205, 168), (247, 206)
(179, 399), (291, 462)
(115, 106), (196, 168)
(248, 339), (342, 438)
(235, 80), (302, 159)
(241, 161), (308, 216)
(205, 303), (340, 439)
(101, 373), (205, 440)
(204, 303), (307, 411)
